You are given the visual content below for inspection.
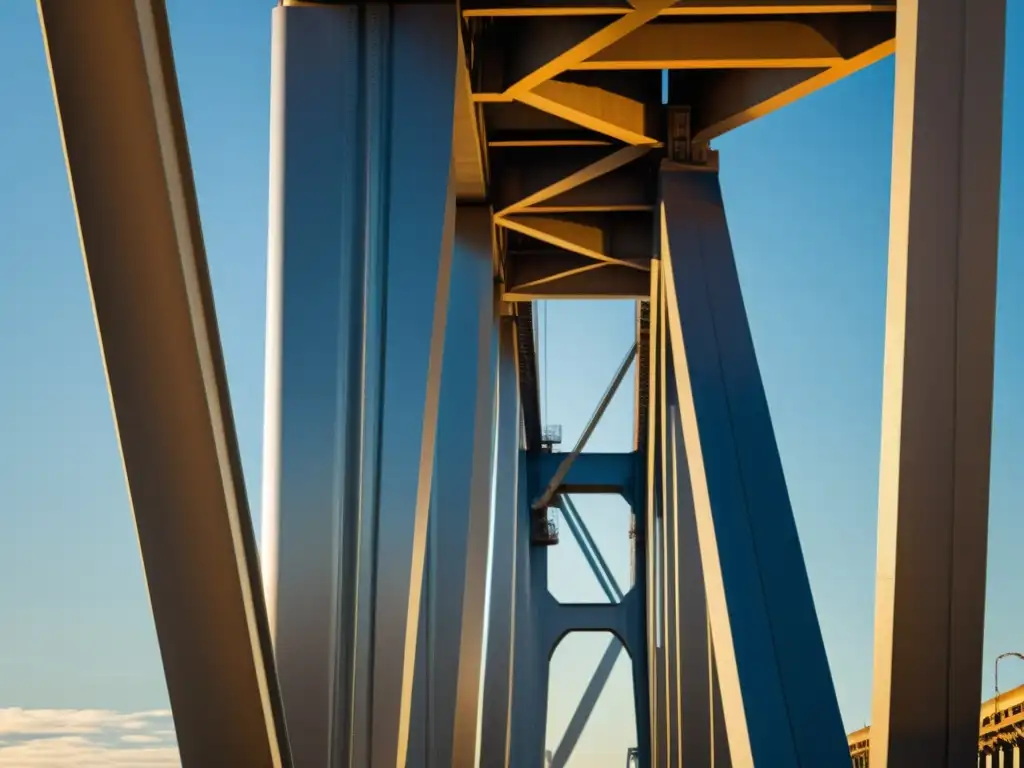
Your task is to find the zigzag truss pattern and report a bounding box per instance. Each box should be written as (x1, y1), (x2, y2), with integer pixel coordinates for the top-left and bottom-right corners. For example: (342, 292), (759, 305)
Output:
(479, 0), (895, 301)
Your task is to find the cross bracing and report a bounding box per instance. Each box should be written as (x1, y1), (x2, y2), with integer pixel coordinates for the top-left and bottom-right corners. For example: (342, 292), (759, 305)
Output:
(29, 0), (1008, 766)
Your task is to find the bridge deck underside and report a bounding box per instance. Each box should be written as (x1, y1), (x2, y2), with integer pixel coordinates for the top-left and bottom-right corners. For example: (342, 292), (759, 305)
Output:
(456, 1), (895, 445)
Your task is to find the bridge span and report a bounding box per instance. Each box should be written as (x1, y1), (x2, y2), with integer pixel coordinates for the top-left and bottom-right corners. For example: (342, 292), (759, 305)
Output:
(30, 0), (1007, 765)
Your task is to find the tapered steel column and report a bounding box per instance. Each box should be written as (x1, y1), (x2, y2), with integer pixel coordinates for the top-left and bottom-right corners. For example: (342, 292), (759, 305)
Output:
(480, 315), (521, 768)
(260, 4), (459, 766)
(427, 206), (498, 767)
(38, 2), (290, 765)
(660, 167), (847, 767)
(869, 1), (1006, 766)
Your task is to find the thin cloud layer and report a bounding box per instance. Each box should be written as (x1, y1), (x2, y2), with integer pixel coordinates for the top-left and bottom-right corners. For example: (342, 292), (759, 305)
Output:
(0, 709), (178, 767)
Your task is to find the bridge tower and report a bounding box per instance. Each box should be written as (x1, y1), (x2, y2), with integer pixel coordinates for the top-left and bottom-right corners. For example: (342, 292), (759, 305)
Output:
(35, 0), (1007, 766)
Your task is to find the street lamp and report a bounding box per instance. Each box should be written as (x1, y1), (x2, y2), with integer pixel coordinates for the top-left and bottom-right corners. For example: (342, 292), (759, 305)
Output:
(993, 652), (1024, 724)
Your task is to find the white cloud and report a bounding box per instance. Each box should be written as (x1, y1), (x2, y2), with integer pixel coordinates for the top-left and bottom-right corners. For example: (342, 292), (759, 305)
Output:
(0, 709), (178, 768)
(0, 708), (171, 736)
(120, 734), (160, 744)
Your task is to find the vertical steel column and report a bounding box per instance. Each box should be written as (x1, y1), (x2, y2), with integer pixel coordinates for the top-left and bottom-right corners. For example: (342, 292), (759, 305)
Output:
(869, 1), (1006, 766)
(668, 400), (715, 766)
(480, 315), (521, 768)
(261, 4), (459, 766)
(711, 637), (732, 767)
(660, 167), (847, 767)
(428, 206), (499, 767)
(646, 264), (666, 768)
(657, 267), (682, 766)
(409, 519), (433, 764)
(38, 2), (290, 765)
(262, 8), (362, 765)
(509, 453), (546, 768)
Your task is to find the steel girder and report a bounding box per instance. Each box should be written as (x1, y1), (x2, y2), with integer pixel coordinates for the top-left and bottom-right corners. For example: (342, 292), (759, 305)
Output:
(261, 6), (463, 766)
(660, 167), (848, 766)
(36, 0), (1008, 766)
(869, 1), (1006, 765)
(38, 1), (291, 764)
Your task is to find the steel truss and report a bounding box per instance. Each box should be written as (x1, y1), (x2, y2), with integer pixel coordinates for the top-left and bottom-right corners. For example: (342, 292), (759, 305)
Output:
(35, 0), (1006, 766)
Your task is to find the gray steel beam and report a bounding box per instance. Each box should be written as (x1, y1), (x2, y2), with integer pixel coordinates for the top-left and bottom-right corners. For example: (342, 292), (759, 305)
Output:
(509, 455), (548, 767)
(480, 316), (522, 768)
(37, 2), (290, 765)
(660, 167), (847, 767)
(532, 451), (636, 495)
(428, 206), (499, 767)
(261, 8), (361, 764)
(260, 4), (459, 766)
(869, 0), (1006, 765)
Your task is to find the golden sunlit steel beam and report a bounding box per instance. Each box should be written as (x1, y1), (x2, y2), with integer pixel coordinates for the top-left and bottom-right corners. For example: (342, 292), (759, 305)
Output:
(516, 80), (661, 145)
(503, 252), (650, 299)
(495, 145), (651, 216)
(502, 0), (682, 98)
(869, 0), (1007, 765)
(454, 20), (488, 200)
(463, 1), (895, 17)
(495, 213), (650, 271)
(682, 33), (894, 141)
(37, 1), (290, 766)
(579, 20), (845, 70)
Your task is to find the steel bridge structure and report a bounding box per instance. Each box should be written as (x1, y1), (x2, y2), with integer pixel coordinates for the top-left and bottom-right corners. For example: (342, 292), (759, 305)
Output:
(33, 0), (1007, 766)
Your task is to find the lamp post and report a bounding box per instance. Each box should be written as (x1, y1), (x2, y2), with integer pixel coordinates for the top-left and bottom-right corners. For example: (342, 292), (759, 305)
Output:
(994, 652), (1024, 724)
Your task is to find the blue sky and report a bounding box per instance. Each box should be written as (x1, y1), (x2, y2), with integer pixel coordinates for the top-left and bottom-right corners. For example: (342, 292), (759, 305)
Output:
(0, 1), (1021, 765)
